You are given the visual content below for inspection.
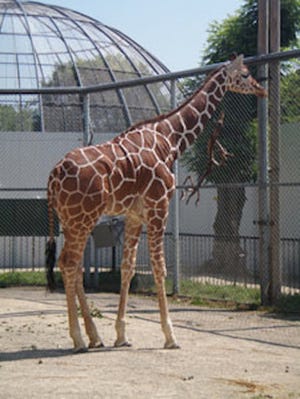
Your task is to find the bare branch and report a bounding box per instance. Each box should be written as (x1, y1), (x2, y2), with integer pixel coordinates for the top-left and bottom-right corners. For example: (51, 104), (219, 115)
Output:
(181, 111), (234, 205)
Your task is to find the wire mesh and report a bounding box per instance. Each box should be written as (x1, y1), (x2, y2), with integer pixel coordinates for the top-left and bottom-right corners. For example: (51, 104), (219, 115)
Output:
(0, 53), (300, 300)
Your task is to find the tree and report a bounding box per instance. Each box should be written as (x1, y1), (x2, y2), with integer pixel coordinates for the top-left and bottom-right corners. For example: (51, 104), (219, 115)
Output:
(281, 59), (300, 123)
(0, 104), (39, 132)
(182, 0), (300, 279)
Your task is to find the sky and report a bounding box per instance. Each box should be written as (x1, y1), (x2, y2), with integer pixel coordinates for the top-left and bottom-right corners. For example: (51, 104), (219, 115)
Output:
(34, 0), (243, 71)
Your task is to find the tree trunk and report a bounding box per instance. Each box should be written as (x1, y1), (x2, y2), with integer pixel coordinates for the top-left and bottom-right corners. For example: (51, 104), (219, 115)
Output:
(209, 186), (249, 281)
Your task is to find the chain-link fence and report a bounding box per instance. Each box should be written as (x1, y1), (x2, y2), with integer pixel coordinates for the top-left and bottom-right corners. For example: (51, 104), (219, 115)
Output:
(0, 51), (300, 303)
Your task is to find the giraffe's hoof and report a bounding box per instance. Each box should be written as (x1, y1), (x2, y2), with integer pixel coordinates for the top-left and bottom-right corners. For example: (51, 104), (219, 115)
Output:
(89, 341), (105, 349)
(73, 346), (88, 354)
(164, 341), (181, 350)
(114, 339), (132, 348)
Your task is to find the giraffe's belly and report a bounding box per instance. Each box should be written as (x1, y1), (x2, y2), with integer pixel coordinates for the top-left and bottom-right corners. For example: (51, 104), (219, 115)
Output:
(104, 193), (146, 223)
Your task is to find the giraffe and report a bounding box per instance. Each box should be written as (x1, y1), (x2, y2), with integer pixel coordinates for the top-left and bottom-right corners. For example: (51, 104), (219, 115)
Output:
(46, 54), (267, 352)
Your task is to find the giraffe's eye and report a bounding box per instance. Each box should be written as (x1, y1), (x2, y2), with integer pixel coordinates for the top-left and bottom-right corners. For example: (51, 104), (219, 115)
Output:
(241, 72), (250, 79)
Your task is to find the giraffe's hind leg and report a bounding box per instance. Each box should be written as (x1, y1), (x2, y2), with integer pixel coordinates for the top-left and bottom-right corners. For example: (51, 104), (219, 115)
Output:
(58, 244), (87, 352)
(114, 219), (143, 347)
(75, 268), (104, 349)
(59, 236), (104, 352)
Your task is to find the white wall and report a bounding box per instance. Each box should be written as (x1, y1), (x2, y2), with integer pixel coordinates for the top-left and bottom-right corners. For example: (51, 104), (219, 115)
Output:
(0, 125), (299, 240)
(175, 123), (300, 240)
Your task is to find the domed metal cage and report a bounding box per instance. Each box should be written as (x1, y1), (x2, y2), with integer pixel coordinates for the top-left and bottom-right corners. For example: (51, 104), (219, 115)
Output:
(0, 0), (171, 132)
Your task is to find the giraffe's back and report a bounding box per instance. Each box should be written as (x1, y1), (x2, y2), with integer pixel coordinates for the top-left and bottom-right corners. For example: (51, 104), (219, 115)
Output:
(48, 127), (175, 231)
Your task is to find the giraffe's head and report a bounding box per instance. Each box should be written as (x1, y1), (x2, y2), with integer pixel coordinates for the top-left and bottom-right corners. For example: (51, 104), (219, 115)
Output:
(225, 54), (267, 97)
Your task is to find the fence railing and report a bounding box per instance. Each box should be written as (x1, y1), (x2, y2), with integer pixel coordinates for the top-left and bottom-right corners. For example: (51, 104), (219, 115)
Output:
(1, 231), (299, 294)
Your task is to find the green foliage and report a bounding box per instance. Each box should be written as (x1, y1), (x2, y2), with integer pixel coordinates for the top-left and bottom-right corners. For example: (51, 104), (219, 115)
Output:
(280, 0), (300, 47)
(182, 0), (300, 185)
(203, 2), (257, 64)
(204, 0), (300, 63)
(281, 61), (300, 123)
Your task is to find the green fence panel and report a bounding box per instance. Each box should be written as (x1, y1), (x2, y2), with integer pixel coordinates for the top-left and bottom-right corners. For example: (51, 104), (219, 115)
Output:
(0, 199), (59, 236)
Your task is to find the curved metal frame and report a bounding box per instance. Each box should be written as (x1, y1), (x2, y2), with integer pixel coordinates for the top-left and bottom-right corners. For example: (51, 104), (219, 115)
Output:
(0, 0), (171, 132)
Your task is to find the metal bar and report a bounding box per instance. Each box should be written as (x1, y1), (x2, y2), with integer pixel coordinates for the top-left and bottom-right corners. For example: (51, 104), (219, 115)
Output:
(269, 0), (281, 302)
(0, 188), (47, 191)
(82, 93), (91, 285)
(82, 93), (90, 146)
(257, 0), (270, 306)
(2, 181), (300, 194)
(178, 182), (300, 189)
(1, 49), (300, 96)
(16, 0), (45, 131)
(84, 237), (91, 288)
(170, 79), (180, 295)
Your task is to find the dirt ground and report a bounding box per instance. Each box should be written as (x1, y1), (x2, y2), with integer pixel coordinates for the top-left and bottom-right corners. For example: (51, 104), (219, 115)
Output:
(0, 287), (299, 399)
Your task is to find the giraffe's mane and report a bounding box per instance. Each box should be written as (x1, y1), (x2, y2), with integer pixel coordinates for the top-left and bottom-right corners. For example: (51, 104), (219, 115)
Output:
(124, 65), (224, 133)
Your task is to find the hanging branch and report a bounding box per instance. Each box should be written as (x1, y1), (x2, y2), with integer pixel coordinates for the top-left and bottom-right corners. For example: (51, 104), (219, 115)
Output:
(181, 111), (233, 205)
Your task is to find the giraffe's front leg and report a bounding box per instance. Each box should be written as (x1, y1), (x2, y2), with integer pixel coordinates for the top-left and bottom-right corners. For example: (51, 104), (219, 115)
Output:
(114, 284), (132, 348)
(114, 219), (142, 347)
(147, 216), (180, 349)
(155, 275), (180, 349)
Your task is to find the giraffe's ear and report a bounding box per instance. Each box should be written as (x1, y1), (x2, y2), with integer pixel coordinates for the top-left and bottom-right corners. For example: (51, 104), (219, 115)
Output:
(226, 54), (244, 74)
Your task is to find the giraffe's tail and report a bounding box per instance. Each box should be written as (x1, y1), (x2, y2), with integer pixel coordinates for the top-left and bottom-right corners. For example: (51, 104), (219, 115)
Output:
(46, 239), (56, 292)
(45, 175), (57, 292)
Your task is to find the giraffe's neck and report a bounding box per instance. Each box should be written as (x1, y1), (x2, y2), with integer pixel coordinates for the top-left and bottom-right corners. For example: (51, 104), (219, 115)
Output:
(156, 66), (228, 162)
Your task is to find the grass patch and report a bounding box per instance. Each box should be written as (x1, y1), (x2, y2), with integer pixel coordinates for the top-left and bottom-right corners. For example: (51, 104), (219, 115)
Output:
(0, 271), (46, 287)
(178, 280), (261, 309)
(0, 271), (63, 288)
(0, 271), (298, 314)
(150, 279), (261, 309)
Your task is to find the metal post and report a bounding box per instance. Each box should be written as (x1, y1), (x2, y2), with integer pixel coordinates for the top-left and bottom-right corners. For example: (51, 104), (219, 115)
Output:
(39, 94), (45, 132)
(269, 0), (281, 303)
(82, 93), (91, 287)
(257, 0), (270, 305)
(170, 79), (180, 295)
(112, 246), (116, 272)
(82, 93), (90, 146)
